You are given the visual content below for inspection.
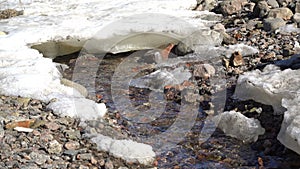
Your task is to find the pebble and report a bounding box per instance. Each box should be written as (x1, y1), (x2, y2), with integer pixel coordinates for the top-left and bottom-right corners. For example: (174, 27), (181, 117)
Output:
(193, 64), (216, 79)
(77, 153), (93, 160)
(47, 140), (63, 154)
(105, 159), (114, 169)
(29, 151), (50, 165)
(65, 141), (80, 150)
(44, 122), (60, 131)
(230, 51), (244, 67)
(64, 129), (81, 139)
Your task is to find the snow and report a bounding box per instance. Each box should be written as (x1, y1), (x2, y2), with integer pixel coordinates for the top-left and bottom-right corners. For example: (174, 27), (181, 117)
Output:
(89, 134), (156, 165)
(234, 64), (300, 154)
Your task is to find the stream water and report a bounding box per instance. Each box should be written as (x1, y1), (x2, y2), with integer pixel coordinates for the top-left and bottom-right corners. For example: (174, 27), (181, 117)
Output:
(54, 51), (300, 169)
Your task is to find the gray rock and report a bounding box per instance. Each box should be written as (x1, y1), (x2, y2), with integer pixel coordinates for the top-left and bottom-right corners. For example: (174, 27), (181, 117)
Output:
(105, 159), (114, 169)
(244, 2), (256, 12)
(212, 23), (226, 33)
(246, 19), (261, 30)
(64, 129), (81, 140)
(267, 0), (279, 8)
(263, 18), (286, 31)
(79, 165), (89, 169)
(203, 0), (218, 11)
(267, 7), (294, 20)
(277, 0), (293, 7)
(296, 2), (300, 13)
(219, 0), (248, 15)
(76, 153), (93, 160)
(29, 151), (50, 165)
(253, 1), (270, 18)
(293, 13), (300, 23)
(20, 164), (40, 169)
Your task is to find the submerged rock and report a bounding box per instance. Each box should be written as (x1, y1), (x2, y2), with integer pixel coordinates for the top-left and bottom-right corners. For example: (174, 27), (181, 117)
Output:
(215, 111), (265, 143)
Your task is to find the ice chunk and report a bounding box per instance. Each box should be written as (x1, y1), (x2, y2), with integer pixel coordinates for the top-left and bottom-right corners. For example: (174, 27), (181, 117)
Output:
(234, 64), (300, 155)
(130, 67), (192, 91)
(277, 96), (300, 154)
(89, 134), (155, 165)
(216, 111), (265, 143)
(233, 64), (300, 114)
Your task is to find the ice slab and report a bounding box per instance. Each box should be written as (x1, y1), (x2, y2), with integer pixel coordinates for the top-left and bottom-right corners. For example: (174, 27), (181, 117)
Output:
(0, 0), (222, 121)
(215, 111), (265, 143)
(234, 64), (300, 154)
(233, 65), (299, 114)
(89, 134), (156, 165)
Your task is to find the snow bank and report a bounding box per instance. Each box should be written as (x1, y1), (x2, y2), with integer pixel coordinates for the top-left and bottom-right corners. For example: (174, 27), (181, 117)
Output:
(0, 0), (223, 120)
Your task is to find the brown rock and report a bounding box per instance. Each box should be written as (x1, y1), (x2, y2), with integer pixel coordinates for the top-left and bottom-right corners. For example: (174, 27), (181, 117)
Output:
(193, 64), (216, 79)
(267, 8), (293, 20)
(44, 122), (60, 131)
(5, 119), (36, 129)
(230, 51), (244, 67)
(64, 141), (80, 150)
(219, 0), (248, 15)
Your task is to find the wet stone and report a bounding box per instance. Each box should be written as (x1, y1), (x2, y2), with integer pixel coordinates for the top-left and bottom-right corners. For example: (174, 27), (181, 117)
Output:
(193, 64), (216, 79)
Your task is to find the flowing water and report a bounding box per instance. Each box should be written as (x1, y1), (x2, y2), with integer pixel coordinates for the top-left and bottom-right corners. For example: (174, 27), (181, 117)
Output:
(54, 52), (300, 169)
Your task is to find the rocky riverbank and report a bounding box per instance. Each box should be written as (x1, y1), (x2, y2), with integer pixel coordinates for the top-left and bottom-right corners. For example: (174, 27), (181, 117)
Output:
(1, 0), (300, 168)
